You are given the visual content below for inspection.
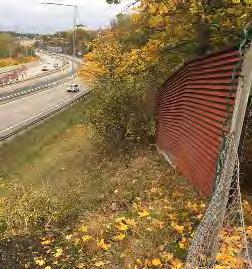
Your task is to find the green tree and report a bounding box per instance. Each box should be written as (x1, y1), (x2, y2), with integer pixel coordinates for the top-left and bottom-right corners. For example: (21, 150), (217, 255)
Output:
(0, 33), (18, 58)
(39, 29), (97, 56)
(80, 0), (252, 149)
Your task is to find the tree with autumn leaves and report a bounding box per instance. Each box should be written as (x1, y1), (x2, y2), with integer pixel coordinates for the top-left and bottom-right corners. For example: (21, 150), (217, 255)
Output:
(80, 0), (252, 148)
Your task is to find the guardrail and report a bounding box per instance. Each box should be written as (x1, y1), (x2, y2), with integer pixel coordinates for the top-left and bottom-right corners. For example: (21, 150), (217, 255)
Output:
(0, 90), (90, 142)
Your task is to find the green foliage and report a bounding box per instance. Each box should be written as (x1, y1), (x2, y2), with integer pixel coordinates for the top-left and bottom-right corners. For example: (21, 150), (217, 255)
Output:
(0, 33), (35, 59)
(0, 181), (103, 235)
(81, 0), (252, 150)
(1, 184), (58, 235)
(0, 102), (206, 265)
(85, 78), (156, 149)
(39, 28), (97, 56)
(0, 33), (19, 58)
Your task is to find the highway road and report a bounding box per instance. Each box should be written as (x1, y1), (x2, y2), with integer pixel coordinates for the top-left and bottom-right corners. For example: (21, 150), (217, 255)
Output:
(0, 59), (39, 75)
(0, 52), (64, 80)
(0, 52), (85, 140)
(0, 53), (78, 100)
(0, 79), (87, 139)
(23, 53), (65, 80)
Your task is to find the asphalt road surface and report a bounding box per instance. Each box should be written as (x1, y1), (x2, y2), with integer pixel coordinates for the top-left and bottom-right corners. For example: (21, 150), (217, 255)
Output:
(23, 53), (65, 79)
(0, 52), (63, 78)
(0, 52), (83, 139)
(0, 53), (77, 98)
(0, 79), (86, 136)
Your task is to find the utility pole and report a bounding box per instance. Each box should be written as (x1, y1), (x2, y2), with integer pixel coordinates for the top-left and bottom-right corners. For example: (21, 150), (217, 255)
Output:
(73, 5), (77, 60)
(41, 2), (78, 72)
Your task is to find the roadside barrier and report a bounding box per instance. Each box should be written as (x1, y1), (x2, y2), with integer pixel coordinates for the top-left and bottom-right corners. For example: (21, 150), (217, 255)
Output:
(0, 89), (90, 141)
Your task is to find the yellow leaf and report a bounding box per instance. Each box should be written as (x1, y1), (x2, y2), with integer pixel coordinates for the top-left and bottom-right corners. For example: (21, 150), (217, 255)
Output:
(53, 248), (63, 258)
(179, 242), (185, 249)
(138, 210), (150, 218)
(45, 267), (52, 269)
(144, 259), (152, 266)
(168, 213), (176, 220)
(41, 239), (52, 246)
(171, 259), (183, 269)
(65, 234), (73, 240)
(171, 222), (184, 234)
(117, 222), (129, 231)
(162, 252), (174, 262)
(114, 233), (126, 241)
(132, 13), (141, 23)
(97, 239), (111, 251)
(82, 235), (92, 242)
(76, 263), (85, 269)
(125, 218), (137, 227)
(136, 258), (142, 265)
(115, 217), (126, 223)
(149, 4), (157, 14)
(79, 225), (88, 233)
(34, 257), (45, 266)
(160, 5), (168, 14)
(94, 261), (105, 267)
(74, 238), (80, 245)
(178, 237), (187, 249)
(149, 15), (164, 28)
(152, 258), (162, 266)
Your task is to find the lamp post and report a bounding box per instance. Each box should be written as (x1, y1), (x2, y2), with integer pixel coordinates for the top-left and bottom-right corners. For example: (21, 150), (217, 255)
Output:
(41, 2), (78, 72)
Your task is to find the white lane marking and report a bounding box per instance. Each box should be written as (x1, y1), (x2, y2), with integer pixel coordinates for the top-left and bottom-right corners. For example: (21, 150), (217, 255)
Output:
(0, 90), (87, 136)
(0, 76), (76, 104)
(0, 54), (73, 91)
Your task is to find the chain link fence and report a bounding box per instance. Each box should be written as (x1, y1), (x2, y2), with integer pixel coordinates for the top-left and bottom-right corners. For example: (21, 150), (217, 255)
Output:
(185, 134), (251, 269)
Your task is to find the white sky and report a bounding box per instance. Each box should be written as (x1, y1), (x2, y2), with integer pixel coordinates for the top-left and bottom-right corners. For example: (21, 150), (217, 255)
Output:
(0, 0), (130, 34)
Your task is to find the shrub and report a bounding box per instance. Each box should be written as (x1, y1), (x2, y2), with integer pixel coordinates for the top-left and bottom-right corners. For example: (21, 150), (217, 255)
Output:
(0, 183), (88, 236)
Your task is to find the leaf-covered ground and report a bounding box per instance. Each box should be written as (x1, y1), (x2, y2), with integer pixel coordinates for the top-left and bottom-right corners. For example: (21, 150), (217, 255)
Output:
(0, 100), (251, 268)
(0, 148), (207, 268)
(0, 99), (206, 268)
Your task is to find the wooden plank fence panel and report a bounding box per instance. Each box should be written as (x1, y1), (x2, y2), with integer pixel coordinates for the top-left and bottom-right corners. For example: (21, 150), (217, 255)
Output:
(156, 49), (241, 196)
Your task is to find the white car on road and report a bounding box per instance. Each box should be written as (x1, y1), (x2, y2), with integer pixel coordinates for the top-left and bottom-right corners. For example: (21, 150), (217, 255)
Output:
(67, 84), (80, 93)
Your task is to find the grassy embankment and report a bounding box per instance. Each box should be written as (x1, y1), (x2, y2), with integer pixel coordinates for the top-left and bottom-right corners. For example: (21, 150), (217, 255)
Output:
(0, 56), (38, 68)
(0, 98), (208, 268)
(0, 99), (251, 268)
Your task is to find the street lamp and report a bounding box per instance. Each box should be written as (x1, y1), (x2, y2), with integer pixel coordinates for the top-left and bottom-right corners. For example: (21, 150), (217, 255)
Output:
(41, 2), (78, 72)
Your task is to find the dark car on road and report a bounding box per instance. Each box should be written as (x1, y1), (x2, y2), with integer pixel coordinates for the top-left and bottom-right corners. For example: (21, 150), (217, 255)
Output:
(41, 66), (49, 71)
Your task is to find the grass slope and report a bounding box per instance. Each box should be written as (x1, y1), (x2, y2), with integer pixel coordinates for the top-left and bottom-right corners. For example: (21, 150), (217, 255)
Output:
(0, 99), (207, 268)
(0, 100), (88, 189)
(0, 99), (250, 268)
